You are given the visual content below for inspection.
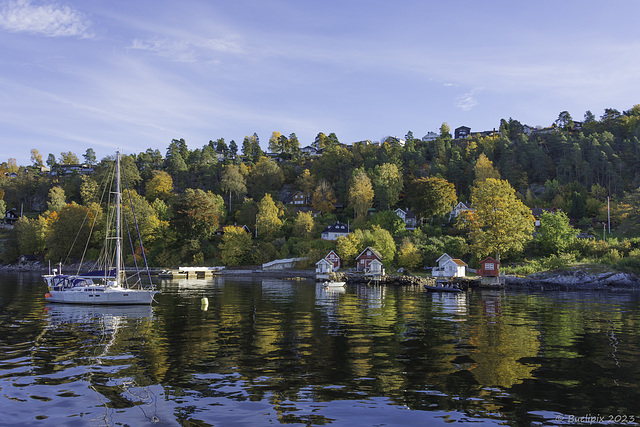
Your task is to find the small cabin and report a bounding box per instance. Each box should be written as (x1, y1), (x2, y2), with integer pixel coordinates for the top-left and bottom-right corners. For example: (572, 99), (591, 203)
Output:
(432, 253), (467, 278)
(478, 257), (500, 277)
(315, 258), (334, 280)
(356, 246), (383, 272)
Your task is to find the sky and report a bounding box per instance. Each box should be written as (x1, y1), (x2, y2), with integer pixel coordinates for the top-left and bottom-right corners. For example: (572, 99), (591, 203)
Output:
(1, 0), (640, 167)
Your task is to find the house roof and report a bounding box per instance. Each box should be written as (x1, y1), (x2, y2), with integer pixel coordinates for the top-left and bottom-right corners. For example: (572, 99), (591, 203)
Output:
(454, 201), (472, 210)
(322, 221), (350, 234)
(356, 246), (383, 261)
(449, 259), (467, 266)
(480, 256), (500, 265)
(325, 250), (340, 259)
(436, 253), (452, 263)
(316, 258), (332, 266)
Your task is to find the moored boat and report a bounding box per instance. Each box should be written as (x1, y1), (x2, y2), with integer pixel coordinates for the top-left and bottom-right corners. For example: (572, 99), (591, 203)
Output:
(323, 280), (346, 287)
(424, 282), (463, 293)
(43, 151), (156, 305)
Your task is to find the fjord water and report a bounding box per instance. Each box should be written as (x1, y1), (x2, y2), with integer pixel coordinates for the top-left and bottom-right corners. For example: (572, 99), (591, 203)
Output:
(1, 272), (639, 426)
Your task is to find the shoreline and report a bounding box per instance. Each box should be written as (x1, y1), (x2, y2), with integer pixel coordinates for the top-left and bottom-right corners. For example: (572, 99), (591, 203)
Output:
(3, 263), (640, 290)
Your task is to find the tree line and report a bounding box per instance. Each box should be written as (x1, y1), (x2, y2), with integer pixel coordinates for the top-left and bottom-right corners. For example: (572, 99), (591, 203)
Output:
(3, 105), (640, 271)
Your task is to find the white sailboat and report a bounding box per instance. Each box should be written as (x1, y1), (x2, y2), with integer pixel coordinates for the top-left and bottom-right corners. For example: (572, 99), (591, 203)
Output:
(43, 151), (157, 305)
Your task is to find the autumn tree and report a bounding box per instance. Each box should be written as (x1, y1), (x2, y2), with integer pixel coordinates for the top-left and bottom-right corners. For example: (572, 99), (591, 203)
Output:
(407, 176), (457, 222)
(30, 149), (43, 168)
(396, 238), (422, 270)
(336, 233), (361, 266)
(458, 178), (534, 260)
(372, 163), (403, 210)
(121, 189), (160, 247)
(473, 153), (501, 185)
(534, 211), (576, 255)
(256, 193), (283, 238)
(220, 164), (247, 211)
(172, 189), (225, 240)
(59, 151), (79, 165)
(293, 211), (314, 238)
(247, 156), (284, 199)
(348, 170), (374, 218)
(370, 225), (396, 263)
(297, 169), (316, 200)
(80, 176), (99, 205)
(312, 180), (337, 214)
(15, 216), (47, 255)
(220, 226), (252, 266)
(48, 186), (66, 212)
(46, 203), (95, 261)
(145, 171), (174, 202)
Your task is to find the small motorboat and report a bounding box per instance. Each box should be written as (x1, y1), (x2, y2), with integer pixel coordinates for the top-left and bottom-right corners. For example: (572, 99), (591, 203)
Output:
(323, 280), (346, 287)
(424, 282), (463, 293)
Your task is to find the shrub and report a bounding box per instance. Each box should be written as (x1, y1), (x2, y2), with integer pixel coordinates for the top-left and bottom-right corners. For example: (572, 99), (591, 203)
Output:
(615, 256), (640, 273)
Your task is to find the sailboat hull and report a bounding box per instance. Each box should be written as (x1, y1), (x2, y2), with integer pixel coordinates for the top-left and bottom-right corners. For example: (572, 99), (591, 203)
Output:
(46, 287), (156, 304)
(44, 275), (156, 305)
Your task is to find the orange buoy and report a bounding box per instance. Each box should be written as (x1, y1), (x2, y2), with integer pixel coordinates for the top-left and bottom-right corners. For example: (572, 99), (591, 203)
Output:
(45, 293), (51, 298)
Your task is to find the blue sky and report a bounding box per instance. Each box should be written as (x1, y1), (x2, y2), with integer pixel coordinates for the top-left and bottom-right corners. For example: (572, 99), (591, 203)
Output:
(1, 0), (639, 167)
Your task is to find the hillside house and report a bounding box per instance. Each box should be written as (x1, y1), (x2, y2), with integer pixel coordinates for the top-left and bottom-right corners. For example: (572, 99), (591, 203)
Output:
(289, 191), (308, 205)
(3, 209), (19, 225)
(395, 208), (417, 229)
(422, 131), (438, 142)
(321, 221), (351, 240)
(448, 202), (473, 222)
(455, 126), (471, 139)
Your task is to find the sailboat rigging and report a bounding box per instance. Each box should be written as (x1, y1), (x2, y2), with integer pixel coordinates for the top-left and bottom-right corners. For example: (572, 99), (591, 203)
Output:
(43, 151), (157, 305)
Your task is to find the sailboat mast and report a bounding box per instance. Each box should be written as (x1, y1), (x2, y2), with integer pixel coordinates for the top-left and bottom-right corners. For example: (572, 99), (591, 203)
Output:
(116, 151), (122, 285)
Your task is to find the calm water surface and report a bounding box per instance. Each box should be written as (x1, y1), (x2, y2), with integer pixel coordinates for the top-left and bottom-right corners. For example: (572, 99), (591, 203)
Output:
(1, 271), (640, 426)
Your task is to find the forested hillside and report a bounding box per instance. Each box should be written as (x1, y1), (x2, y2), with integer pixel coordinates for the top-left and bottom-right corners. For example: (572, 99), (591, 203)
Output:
(2, 105), (640, 271)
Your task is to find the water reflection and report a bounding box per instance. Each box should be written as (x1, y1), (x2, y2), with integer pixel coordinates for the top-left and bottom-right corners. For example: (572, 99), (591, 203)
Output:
(1, 272), (640, 425)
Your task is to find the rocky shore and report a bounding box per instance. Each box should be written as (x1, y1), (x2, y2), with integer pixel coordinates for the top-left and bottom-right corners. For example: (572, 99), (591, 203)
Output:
(3, 262), (640, 291)
(505, 269), (640, 291)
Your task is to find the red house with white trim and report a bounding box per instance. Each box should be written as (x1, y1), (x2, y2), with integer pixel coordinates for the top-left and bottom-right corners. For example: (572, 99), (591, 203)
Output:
(356, 246), (383, 272)
(324, 250), (341, 270)
(478, 257), (500, 277)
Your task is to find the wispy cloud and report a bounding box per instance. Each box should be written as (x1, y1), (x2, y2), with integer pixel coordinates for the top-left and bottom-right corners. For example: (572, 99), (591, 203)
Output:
(0, 0), (91, 38)
(129, 36), (243, 63)
(455, 89), (481, 111)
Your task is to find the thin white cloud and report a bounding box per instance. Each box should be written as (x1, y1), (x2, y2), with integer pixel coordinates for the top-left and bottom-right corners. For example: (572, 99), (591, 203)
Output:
(0, 0), (91, 38)
(129, 36), (243, 63)
(455, 89), (481, 111)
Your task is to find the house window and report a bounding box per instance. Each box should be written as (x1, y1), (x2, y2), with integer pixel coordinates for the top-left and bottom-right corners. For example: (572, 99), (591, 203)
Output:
(485, 263), (494, 270)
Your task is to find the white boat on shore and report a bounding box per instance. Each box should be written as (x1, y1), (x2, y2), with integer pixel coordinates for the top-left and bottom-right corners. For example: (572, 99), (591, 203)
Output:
(43, 151), (156, 305)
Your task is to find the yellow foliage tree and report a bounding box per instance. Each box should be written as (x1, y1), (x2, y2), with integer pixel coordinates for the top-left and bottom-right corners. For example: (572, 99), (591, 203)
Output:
(145, 171), (174, 202)
(312, 180), (336, 214)
(256, 194), (283, 238)
(349, 170), (374, 218)
(459, 178), (534, 260)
